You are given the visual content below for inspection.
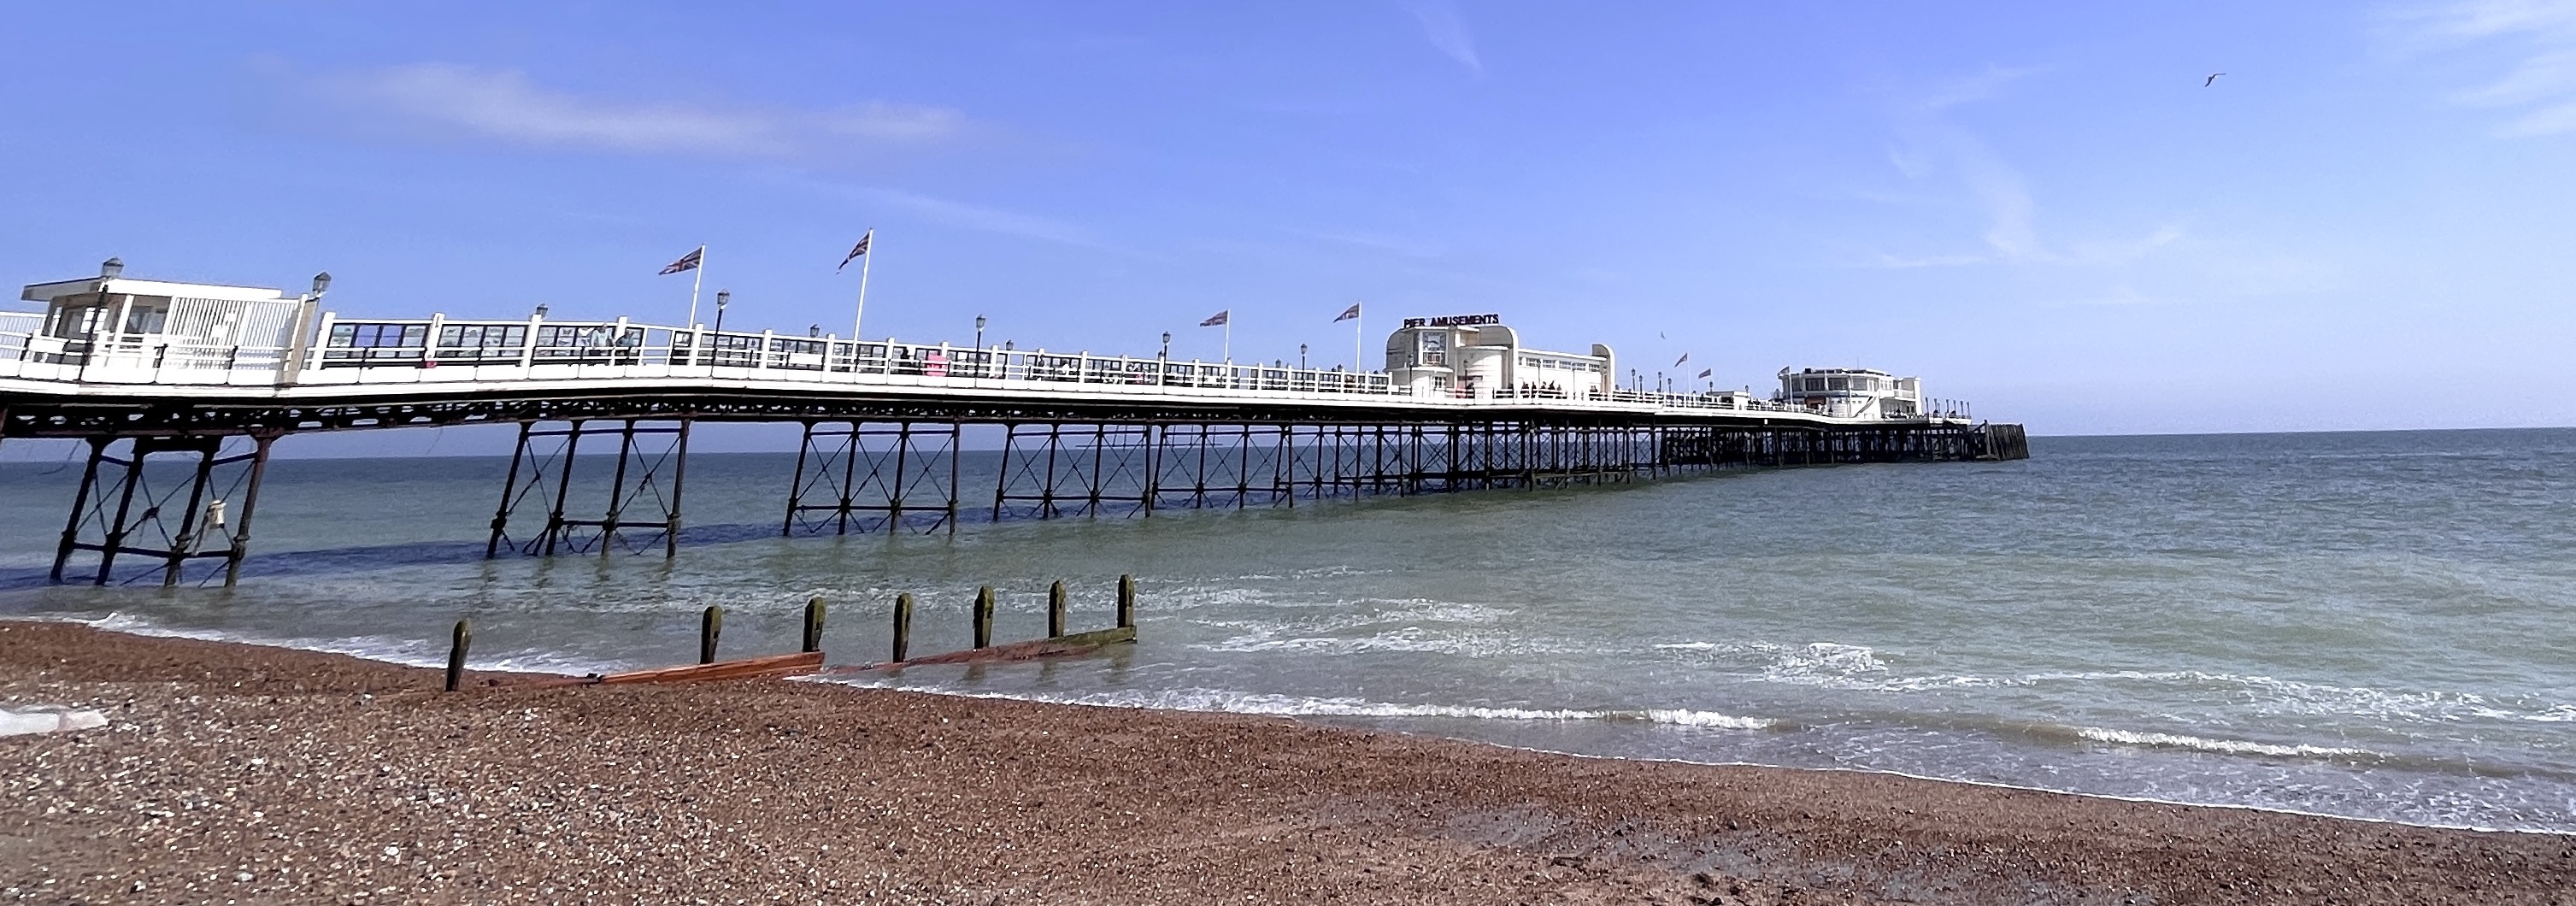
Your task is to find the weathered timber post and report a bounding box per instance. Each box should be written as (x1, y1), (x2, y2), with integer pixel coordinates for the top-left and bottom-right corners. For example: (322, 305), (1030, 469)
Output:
(973, 585), (996, 649)
(1117, 574), (1136, 629)
(700, 605), (723, 664)
(445, 619), (472, 692)
(891, 592), (915, 662)
(1047, 579), (1068, 638)
(802, 596), (827, 653)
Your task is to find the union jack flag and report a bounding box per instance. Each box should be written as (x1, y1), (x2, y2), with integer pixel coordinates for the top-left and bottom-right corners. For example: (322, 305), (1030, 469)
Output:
(659, 247), (703, 275)
(1201, 310), (1230, 327)
(838, 232), (873, 272)
(1334, 303), (1361, 322)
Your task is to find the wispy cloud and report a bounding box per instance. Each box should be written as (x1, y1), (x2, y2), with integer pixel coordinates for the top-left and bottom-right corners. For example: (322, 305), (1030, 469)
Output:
(1401, 0), (1483, 74)
(304, 63), (965, 156)
(862, 187), (1106, 249)
(2387, 0), (2576, 135)
(1857, 67), (2184, 271)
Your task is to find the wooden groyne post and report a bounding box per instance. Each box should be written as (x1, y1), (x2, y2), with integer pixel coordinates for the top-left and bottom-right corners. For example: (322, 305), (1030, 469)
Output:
(1118, 573), (1135, 629)
(1047, 579), (1068, 638)
(802, 596), (826, 653)
(699, 605), (723, 664)
(445, 618), (471, 692)
(891, 591), (914, 662)
(973, 585), (996, 649)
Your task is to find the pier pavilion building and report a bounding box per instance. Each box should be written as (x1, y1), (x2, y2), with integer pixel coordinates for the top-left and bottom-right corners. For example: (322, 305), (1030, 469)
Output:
(1384, 314), (1616, 400)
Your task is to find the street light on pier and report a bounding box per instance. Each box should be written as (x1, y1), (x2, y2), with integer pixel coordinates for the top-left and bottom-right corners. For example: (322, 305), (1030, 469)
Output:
(1161, 332), (1172, 359)
(1300, 343), (1308, 369)
(974, 315), (988, 377)
(712, 290), (731, 364)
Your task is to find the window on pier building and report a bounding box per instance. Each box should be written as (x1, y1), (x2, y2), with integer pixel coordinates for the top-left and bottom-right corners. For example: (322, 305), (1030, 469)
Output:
(329, 323), (426, 349)
(438, 324), (526, 352)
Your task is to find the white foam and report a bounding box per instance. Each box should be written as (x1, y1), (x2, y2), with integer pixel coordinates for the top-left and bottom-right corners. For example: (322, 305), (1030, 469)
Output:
(72, 613), (629, 676)
(824, 681), (1774, 730)
(2074, 727), (2376, 759)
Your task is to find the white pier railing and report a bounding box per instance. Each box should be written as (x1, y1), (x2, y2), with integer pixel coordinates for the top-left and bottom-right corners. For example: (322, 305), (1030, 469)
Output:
(0, 314), (1961, 421)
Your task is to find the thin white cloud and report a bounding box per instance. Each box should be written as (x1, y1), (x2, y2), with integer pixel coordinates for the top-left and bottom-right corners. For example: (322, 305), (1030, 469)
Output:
(1401, 0), (1483, 74)
(2388, 0), (2576, 135)
(862, 187), (1105, 249)
(308, 63), (964, 156)
(1919, 64), (2046, 111)
(1856, 68), (2185, 270)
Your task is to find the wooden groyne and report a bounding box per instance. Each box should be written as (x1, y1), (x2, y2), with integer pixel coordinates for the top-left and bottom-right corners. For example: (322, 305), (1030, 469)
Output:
(439, 574), (1141, 691)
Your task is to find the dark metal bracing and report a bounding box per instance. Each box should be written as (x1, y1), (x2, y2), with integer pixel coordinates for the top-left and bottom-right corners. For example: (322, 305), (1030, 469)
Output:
(485, 419), (691, 558)
(50, 433), (276, 587)
(784, 421), (962, 536)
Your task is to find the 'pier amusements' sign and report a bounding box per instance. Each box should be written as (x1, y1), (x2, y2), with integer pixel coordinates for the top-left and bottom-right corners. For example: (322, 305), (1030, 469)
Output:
(1402, 314), (1502, 328)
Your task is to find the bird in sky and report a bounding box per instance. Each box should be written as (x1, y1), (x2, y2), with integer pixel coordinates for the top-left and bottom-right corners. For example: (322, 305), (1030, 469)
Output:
(2204, 73), (2225, 87)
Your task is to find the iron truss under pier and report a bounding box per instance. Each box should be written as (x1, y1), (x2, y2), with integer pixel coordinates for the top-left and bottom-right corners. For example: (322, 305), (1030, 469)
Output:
(3, 304), (2027, 588)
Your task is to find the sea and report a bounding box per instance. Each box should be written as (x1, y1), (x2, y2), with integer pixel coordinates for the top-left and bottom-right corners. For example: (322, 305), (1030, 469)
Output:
(3, 427), (2572, 833)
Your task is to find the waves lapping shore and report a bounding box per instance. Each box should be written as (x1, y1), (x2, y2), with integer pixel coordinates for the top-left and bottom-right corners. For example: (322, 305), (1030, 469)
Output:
(9, 621), (2575, 905)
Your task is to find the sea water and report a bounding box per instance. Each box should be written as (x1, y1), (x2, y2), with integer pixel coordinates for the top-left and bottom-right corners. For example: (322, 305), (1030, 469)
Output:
(3, 428), (2571, 832)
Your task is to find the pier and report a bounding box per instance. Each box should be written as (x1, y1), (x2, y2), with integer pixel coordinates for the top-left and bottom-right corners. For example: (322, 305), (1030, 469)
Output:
(1, 262), (2028, 586)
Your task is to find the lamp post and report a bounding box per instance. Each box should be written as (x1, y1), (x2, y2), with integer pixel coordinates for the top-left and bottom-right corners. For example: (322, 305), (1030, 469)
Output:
(974, 315), (987, 377)
(1161, 331), (1172, 359)
(712, 290), (730, 368)
(1299, 343), (1308, 369)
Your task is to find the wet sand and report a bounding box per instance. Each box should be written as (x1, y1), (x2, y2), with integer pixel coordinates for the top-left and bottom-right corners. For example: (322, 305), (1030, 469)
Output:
(3, 621), (2571, 904)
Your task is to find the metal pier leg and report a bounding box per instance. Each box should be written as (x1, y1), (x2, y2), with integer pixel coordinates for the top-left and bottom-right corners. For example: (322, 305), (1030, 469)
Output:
(663, 418), (691, 558)
(160, 441), (221, 585)
(221, 434), (276, 586)
(991, 423), (1018, 523)
(50, 438), (111, 584)
(783, 421), (816, 537)
(1081, 423), (1105, 518)
(486, 422), (533, 558)
(838, 421), (864, 534)
(1233, 423), (1252, 509)
(946, 419), (962, 534)
(539, 421), (585, 556)
(598, 420), (639, 556)
(91, 439), (153, 585)
(890, 421), (914, 527)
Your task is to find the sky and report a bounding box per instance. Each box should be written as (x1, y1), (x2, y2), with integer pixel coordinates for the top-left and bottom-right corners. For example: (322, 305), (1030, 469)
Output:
(3, 1), (2573, 451)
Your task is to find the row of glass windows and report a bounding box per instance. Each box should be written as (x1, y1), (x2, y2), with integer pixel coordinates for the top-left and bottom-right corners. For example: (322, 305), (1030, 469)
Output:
(1797, 375), (1885, 392)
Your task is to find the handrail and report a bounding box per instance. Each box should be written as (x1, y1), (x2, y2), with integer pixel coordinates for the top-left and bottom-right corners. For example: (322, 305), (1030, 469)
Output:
(0, 318), (1970, 421)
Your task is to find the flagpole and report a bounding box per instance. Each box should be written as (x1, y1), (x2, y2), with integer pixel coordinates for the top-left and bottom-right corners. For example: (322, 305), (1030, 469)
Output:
(684, 244), (706, 327)
(851, 229), (874, 340)
(1222, 315), (1232, 364)
(685, 244), (705, 362)
(1354, 303), (1363, 373)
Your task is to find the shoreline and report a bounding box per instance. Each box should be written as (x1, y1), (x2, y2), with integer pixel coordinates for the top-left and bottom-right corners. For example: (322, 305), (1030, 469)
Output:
(43, 614), (2538, 837)
(8, 621), (2575, 904)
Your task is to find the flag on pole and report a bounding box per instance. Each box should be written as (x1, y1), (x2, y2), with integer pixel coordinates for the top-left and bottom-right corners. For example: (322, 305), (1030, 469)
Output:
(1201, 310), (1230, 327)
(659, 247), (703, 275)
(1697, 368), (1713, 379)
(1673, 352), (1690, 367)
(837, 232), (873, 272)
(1333, 303), (1361, 322)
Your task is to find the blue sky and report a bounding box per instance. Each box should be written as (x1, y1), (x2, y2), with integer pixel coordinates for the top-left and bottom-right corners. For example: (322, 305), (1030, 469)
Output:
(4, 1), (2573, 445)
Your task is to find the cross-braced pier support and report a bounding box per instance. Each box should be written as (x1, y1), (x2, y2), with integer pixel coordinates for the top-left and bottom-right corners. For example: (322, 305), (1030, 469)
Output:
(50, 432), (276, 587)
(783, 420), (962, 535)
(485, 418), (691, 557)
(993, 422), (1156, 521)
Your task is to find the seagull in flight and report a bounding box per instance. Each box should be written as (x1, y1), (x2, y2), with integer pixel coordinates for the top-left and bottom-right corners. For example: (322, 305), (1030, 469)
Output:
(2204, 72), (2225, 87)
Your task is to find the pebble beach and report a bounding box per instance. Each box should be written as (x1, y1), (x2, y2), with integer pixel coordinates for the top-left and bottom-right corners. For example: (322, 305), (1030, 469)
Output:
(5, 621), (2573, 905)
